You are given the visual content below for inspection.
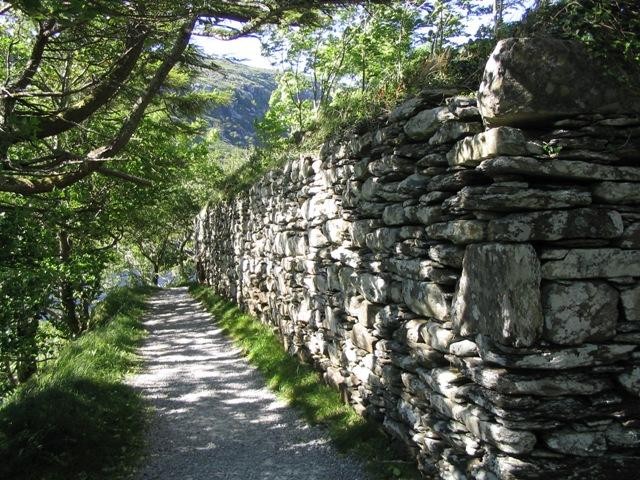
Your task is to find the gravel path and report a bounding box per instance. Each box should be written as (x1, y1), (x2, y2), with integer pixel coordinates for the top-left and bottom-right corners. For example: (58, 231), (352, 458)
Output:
(130, 287), (368, 480)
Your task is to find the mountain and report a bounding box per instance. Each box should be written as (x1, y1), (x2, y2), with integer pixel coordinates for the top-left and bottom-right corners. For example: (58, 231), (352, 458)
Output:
(196, 57), (277, 147)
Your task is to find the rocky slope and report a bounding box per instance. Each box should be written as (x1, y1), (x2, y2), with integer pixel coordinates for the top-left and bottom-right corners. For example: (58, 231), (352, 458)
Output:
(196, 57), (276, 147)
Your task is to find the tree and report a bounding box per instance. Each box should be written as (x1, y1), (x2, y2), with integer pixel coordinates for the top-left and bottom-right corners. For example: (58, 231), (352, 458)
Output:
(258, 3), (428, 144)
(0, 0), (386, 195)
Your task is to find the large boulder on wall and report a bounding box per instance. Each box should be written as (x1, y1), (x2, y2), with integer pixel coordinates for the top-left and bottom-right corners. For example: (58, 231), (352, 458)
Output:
(477, 37), (640, 127)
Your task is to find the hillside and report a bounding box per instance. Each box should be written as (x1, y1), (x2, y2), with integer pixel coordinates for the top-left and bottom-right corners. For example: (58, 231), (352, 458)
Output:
(196, 57), (277, 147)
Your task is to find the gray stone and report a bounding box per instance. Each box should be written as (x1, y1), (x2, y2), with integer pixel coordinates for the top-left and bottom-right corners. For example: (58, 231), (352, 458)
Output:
(399, 226), (424, 239)
(308, 228), (330, 248)
(398, 173), (430, 194)
(593, 182), (640, 205)
(542, 249), (640, 279)
(388, 258), (457, 284)
(476, 335), (635, 369)
(605, 423), (640, 448)
(415, 206), (444, 225)
(543, 430), (606, 457)
(542, 281), (618, 345)
(351, 323), (378, 353)
(447, 127), (528, 167)
(324, 219), (350, 243)
(428, 121), (483, 145)
(420, 191), (452, 205)
(389, 96), (425, 121)
(618, 367), (640, 396)
(369, 155), (416, 177)
(358, 201), (387, 218)
(323, 366), (346, 389)
(426, 170), (490, 192)
(477, 37), (640, 127)
(404, 107), (455, 140)
(426, 391), (536, 455)
(358, 273), (389, 304)
(365, 227), (401, 251)
(426, 221), (487, 244)
(620, 222), (640, 249)
(382, 204), (409, 225)
(417, 153), (447, 167)
(621, 285), (640, 321)
(462, 358), (613, 396)
(449, 340), (478, 357)
(445, 186), (592, 212)
(429, 244), (465, 268)
(330, 246), (360, 268)
(454, 106), (481, 120)
(402, 280), (450, 320)
(356, 300), (381, 328)
(420, 322), (456, 352)
(479, 156), (640, 182)
(488, 208), (623, 242)
(350, 219), (382, 247)
(453, 243), (543, 347)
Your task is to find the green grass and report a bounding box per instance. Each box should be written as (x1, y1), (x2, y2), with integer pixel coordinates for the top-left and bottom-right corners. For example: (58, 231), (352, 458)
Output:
(189, 284), (421, 480)
(0, 286), (154, 480)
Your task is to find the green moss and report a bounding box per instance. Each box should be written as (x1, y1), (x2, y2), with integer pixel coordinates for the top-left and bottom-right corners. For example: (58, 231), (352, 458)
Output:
(190, 284), (421, 480)
(0, 286), (153, 480)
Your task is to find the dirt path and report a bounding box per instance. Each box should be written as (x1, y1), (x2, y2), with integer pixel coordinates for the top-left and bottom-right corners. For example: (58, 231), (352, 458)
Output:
(130, 287), (368, 480)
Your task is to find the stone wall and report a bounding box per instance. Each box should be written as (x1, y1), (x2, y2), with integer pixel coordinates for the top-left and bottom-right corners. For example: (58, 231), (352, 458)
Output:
(195, 38), (640, 479)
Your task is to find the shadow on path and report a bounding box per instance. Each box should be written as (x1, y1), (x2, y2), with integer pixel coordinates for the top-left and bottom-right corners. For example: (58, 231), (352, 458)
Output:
(131, 287), (367, 480)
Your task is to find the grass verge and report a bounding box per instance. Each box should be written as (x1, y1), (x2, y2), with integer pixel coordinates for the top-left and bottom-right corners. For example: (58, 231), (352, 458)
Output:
(189, 284), (421, 480)
(0, 286), (154, 480)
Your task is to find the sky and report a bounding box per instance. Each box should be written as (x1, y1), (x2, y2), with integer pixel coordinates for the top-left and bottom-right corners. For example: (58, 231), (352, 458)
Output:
(190, 1), (537, 71)
(191, 35), (274, 70)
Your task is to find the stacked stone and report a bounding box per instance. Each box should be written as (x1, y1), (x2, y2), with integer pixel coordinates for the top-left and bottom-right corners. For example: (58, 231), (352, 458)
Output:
(194, 38), (640, 479)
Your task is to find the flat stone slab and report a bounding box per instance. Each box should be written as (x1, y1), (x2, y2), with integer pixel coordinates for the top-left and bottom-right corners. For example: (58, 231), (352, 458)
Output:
(453, 243), (543, 347)
(487, 208), (623, 242)
(542, 281), (619, 345)
(541, 249), (640, 279)
(479, 156), (640, 182)
(447, 127), (528, 167)
(446, 185), (592, 212)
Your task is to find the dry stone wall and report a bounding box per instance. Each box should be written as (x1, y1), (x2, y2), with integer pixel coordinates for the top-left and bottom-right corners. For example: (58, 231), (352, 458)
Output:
(195, 38), (640, 479)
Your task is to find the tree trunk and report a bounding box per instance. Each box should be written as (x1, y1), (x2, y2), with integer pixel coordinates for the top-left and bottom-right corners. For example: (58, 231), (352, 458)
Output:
(493, 0), (504, 36)
(152, 262), (160, 287)
(16, 317), (38, 383)
(58, 230), (80, 335)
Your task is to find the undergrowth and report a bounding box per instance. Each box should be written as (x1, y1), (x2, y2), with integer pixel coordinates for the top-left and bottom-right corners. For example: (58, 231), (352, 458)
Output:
(189, 284), (421, 480)
(0, 286), (154, 480)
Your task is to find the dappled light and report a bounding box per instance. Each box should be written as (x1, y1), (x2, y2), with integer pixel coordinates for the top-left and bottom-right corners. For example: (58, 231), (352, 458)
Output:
(131, 288), (367, 480)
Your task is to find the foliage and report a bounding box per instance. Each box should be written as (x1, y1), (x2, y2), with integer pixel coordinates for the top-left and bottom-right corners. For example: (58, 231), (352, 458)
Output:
(0, 205), (57, 387)
(256, 1), (503, 149)
(0, 286), (151, 480)
(190, 284), (421, 480)
(0, 0), (366, 194)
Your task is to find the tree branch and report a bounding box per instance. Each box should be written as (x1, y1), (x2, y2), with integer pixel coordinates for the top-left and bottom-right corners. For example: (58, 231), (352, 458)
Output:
(94, 165), (152, 186)
(15, 26), (149, 141)
(10, 19), (55, 92)
(95, 16), (197, 158)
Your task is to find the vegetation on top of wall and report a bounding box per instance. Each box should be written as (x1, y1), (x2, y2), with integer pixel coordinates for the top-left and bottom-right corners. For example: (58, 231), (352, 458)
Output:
(189, 284), (422, 480)
(0, 286), (152, 480)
